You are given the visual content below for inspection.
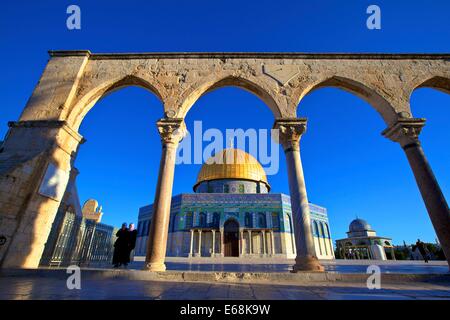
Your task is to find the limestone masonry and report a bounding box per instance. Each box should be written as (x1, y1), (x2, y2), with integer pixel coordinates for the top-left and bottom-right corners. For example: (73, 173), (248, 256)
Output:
(0, 51), (449, 272)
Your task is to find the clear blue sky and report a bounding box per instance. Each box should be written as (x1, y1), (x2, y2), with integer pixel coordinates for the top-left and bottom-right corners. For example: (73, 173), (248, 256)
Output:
(0, 1), (449, 245)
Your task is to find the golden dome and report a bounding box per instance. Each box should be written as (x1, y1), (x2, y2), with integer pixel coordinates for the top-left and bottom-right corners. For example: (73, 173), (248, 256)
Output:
(194, 148), (270, 191)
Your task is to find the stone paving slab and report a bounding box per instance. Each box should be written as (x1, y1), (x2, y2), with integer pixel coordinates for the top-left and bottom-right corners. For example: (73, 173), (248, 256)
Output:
(1, 267), (449, 300)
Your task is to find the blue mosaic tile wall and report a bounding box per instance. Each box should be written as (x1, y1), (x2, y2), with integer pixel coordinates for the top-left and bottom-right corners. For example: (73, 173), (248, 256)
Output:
(137, 193), (331, 240)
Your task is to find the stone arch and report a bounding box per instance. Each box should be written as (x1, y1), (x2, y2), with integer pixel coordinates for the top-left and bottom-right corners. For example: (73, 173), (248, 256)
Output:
(66, 75), (165, 131)
(411, 76), (450, 95)
(324, 223), (331, 239)
(178, 75), (283, 118)
(312, 220), (319, 236)
(319, 222), (327, 239)
(297, 76), (398, 125)
(223, 218), (240, 257)
(316, 220), (323, 237)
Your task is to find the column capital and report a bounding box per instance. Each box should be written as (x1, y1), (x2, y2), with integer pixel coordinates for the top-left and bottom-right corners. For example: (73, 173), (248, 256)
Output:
(382, 118), (426, 148)
(156, 118), (186, 146)
(273, 118), (307, 152)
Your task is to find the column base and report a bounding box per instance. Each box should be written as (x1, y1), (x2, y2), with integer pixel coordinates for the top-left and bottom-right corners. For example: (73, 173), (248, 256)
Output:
(143, 262), (166, 272)
(292, 256), (324, 272)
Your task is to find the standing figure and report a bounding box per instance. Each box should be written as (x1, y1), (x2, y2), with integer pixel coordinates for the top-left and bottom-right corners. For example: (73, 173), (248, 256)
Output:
(112, 223), (130, 268)
(127, 223), (138, 263)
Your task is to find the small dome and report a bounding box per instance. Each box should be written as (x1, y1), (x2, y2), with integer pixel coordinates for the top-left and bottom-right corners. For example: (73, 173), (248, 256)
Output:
(349, 218), (371, 232)
(194, 148), (270, 191)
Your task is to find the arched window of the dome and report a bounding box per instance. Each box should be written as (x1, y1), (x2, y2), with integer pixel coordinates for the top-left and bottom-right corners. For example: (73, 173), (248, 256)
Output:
(185, 212), (193, 229)
(171, 213), (181, 232)
(239, 184), (245, 194)
(271, 212), (280, 230)
(287, 214), (293, 232)
(223, 185), (229, 193)
(257, 212), (267, 228)
(212, 212), (220, 228)
(245, 212), (253, 228)
(198, 212), (207, 227)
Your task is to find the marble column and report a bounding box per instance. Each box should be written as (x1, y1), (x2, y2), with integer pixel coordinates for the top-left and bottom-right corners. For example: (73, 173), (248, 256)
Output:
(238, 230), (241, 256)
(274, 118), (324, 272)
(262, 231), (266, 255)
(240, 230), (244, 256)
(220, 229), (224, 256)
(248, 230), (252, 255)
(145, 118), (186, 272)
(212, 230), (216, 256)
(189, 229), (194, 258)
(383, 118), (450, 268)
(197, 230), (202, 257)
(271, 231), (275, 255)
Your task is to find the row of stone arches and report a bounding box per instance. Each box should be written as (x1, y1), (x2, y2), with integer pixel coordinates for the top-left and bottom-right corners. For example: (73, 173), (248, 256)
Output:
(18, 52), (450, 130)
(61, 73), (449, 131)
(0, 51), (449, 272)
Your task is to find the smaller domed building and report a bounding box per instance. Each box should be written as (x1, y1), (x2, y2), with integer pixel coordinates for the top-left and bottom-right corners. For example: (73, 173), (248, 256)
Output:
(135, 148), (335, 259)
(336, 219), (395, 260)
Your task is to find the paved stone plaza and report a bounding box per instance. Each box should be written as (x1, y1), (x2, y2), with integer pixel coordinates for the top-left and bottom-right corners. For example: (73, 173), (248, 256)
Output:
(131, 257), (450, 274)
(1, 275), (450, 300)
(1, 259), (449, 300)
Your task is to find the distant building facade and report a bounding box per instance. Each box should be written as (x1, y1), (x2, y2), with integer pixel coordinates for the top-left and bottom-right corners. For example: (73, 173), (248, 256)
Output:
(336, 219), (395, 260)
(40, 169), (116, 267)
(135, 148), (334, 259)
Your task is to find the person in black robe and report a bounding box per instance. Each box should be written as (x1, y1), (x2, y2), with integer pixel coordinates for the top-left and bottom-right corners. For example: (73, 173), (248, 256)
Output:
(127, 223), (138, 263)
(112, 223), (130, 268)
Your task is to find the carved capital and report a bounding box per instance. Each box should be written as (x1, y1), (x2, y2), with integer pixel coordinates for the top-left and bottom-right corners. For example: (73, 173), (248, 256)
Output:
(156, 118), (186, 146)
(382, 118), (425, 148)
(273, 118), (307, 152)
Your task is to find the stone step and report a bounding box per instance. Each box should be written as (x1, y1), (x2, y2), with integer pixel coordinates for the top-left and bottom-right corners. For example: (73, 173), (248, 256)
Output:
(1, 268), (449, 286)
